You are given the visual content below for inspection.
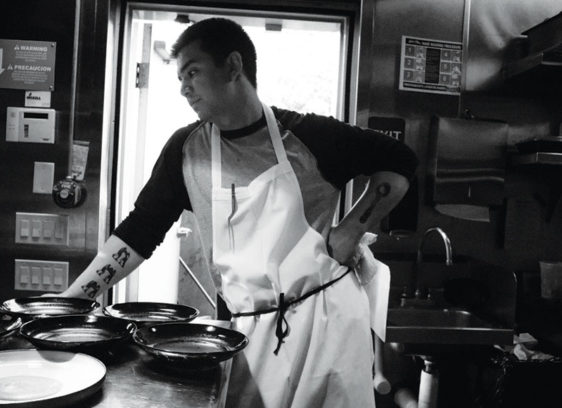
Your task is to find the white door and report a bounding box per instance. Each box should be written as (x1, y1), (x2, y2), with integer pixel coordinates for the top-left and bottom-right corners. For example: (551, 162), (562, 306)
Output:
(114, 4), (350, 315)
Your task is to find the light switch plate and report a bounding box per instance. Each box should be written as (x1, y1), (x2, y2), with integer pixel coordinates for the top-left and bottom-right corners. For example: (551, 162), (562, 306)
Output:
(15, 259), (68, 292)
(33, 162), (55, 194)
(15, 212), (69, 246)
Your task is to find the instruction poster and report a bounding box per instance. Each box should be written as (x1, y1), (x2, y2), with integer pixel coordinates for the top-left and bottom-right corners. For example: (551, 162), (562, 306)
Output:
(0, 39), (56, 91)
(399, 36), (462, 95)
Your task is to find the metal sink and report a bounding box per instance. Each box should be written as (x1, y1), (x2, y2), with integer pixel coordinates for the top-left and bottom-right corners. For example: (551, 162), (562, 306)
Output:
(380, 245), (516, 357)
(386, 307), (513, 354)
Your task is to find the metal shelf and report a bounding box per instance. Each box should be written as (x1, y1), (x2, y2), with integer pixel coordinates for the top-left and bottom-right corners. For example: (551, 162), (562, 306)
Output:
(511, 152), (562, 166)
(501, 11), (562, 97)
(509, 152), (562, 222)
(503, 54), (562, 79)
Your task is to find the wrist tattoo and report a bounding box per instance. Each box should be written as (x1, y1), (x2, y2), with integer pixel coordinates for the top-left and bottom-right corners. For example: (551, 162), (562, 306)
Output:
(112, 247), (131, 268)
(359, 182), (391, 224)
(81, 280), (101, 299)
(96, 264), (117, 284)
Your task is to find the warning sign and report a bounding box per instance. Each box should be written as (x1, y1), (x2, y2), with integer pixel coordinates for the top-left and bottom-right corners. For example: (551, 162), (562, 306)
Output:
(0, 39), (56, 91)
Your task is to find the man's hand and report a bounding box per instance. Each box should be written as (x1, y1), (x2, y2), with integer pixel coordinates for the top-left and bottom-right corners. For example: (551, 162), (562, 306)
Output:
(327, 223), (362, 268)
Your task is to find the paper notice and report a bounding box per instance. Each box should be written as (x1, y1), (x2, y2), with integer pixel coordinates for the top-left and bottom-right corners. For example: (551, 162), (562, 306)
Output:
(71, 140), (89, 181)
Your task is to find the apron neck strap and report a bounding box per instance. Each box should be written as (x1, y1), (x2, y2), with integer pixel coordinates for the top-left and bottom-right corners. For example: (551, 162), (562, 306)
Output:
(211, 102), (288, 188)
(262, 103), (288, 163)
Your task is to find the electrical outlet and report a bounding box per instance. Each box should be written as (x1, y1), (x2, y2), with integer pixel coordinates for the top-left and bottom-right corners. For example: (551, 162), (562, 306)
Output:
(15, 212), (69, 246)
(15, 259), (68, 292)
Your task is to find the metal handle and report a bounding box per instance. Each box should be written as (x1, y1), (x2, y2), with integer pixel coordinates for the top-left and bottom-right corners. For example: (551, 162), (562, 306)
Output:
(179, 257), (216, 309)
(177, 227), (192, 238)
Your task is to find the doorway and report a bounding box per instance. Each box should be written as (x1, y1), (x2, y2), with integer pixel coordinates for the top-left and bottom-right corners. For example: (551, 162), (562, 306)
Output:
(113, 3), (352, 315)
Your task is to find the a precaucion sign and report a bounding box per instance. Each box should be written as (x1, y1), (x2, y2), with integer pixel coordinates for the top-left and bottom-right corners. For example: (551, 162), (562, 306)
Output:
(0, 39), (56, 91)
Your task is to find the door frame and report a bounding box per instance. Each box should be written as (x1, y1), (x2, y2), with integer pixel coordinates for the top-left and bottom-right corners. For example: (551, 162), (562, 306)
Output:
(100, 0), (363, 304)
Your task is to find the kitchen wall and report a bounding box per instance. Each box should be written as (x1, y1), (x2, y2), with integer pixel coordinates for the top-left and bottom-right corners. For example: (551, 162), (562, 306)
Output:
(360, 0), (562, 303)
(0, 0), (108, 301)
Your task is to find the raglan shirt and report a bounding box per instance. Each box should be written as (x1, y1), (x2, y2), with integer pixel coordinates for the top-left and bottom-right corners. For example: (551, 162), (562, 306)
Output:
(113, 106), (418, 286)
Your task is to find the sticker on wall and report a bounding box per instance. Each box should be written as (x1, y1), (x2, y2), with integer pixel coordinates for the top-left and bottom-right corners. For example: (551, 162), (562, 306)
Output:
(399, 36), (462, 95)
(24, 91), (51, 107)
(0, 39), (56, 91)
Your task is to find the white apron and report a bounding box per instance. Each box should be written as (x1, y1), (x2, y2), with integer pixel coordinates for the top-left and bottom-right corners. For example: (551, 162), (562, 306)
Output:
(211, 104), (375, 408)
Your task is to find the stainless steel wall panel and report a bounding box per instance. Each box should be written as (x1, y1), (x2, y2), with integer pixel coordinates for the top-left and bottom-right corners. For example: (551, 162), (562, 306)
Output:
(368, 0), (464, 117)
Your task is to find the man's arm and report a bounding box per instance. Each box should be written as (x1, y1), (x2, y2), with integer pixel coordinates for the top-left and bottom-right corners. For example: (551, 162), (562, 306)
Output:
(328, 171), (410, 267)
(60, 235), (145, 299)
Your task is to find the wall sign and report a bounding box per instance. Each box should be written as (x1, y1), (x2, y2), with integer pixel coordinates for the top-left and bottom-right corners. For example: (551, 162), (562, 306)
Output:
(0, 39), (56, 91)
(368, 116), (405, 143)
(399, 36), (462, 95)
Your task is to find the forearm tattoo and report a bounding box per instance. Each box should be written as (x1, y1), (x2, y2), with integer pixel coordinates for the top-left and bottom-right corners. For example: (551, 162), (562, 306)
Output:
(79, 247), (131, 298)
(359, 182), (391, 224)
(112, 247), (131, 268)
(81, 280), (101, 299)
(96, 264), (117, 284)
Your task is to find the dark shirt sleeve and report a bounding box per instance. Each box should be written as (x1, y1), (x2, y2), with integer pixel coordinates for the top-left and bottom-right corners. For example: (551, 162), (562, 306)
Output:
(273, 107), (419, 190)
(112, 125), (196, 259)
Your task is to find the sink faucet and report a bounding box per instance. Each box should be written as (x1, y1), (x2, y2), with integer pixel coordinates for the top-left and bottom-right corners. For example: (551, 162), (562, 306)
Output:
(402, 227), (453, 306)
(416, 227), (453, 267)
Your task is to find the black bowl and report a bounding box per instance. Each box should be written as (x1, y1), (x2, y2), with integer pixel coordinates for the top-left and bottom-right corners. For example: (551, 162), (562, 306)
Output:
(103, 302), (199, 325)
(0, 297), (99, 320)
(19, 314), (136, 352)
(133, 322), (248, 368)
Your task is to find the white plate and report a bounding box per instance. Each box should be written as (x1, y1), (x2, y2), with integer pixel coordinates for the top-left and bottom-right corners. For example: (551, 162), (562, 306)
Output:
(0, 350), (106, 407)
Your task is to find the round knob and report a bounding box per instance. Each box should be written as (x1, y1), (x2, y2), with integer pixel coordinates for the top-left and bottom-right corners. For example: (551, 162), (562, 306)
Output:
(52, 176), (86, 208)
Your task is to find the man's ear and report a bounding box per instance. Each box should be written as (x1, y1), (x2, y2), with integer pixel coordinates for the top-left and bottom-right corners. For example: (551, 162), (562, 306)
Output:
(226, 51), (244, 82)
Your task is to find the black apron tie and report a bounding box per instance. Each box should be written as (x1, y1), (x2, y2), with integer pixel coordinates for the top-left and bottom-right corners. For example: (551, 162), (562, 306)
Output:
(232, 268), (352, 355)
(274, 292), (290, 355)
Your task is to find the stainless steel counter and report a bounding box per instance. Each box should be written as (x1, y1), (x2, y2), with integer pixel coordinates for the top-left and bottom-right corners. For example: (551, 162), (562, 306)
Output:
(0, 320), (232, 408)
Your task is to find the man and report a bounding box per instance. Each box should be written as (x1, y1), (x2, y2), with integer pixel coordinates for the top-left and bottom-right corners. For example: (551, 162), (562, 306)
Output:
(61, 18), (418, 408)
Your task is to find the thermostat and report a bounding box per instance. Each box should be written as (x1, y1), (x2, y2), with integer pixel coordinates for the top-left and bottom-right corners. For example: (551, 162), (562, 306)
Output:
(6, 107), (56, 143)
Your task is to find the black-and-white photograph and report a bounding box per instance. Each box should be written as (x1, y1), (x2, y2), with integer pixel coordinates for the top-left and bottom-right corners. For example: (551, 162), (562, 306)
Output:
(0, 1), (561, 407)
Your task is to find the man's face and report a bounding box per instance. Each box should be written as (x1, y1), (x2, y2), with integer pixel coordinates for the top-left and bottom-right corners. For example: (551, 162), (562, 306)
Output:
(176, 40), (231, 122)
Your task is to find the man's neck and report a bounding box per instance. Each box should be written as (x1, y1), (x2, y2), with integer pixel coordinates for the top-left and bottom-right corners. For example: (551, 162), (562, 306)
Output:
(213, 85), (263, 131)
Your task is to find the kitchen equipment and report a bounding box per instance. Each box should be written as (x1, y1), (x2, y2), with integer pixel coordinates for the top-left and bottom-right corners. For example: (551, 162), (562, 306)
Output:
(19, 315), (136, 353)
(0, 315), (22, 339)
(0, 297), (99, 320)
(516, 136), (562, 154)
(0, 349), (106, 407)
(539, 261), (562, 299)
(52, 176), (87, 208)
(103, 301), (199, 325)
(427, 116), (508, 206)
(5, 107), (56, 144)
(133, 322), (248, 368)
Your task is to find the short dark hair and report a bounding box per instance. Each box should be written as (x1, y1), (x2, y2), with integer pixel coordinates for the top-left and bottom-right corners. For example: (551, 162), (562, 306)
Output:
(171, 18), (257, 89)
